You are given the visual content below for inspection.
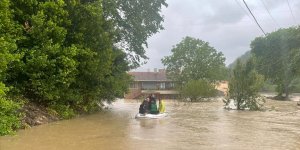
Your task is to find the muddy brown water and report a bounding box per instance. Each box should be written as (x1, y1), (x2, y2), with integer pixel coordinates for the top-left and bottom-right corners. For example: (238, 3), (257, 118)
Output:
(1, 98), (300, 150)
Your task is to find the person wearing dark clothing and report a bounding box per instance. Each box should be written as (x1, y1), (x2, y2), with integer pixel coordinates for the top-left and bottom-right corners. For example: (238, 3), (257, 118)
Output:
(149, 94), (156, 104)
(139, 104), (145, 114)
(139, 98), (150, 114)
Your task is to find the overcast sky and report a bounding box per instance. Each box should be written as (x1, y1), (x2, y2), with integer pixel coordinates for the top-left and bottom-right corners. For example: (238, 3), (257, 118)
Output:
(135, 0), (300, 71)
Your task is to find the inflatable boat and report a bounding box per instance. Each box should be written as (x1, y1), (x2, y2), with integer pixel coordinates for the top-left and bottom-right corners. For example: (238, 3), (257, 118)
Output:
(135, 113), (168, 119)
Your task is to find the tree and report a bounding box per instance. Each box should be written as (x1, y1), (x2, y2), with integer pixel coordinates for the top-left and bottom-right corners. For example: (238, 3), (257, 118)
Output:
(228, 51), (251, 69)
(181, 79), (216, 102)
(102, 0), (168, 68)
(7, 0), (79, 107)
(162, 36), (226, 85)
(0, 0), (21, 87)
(0, 0), (166, 135)
(4, 0), (165, 114)
(0, 0), (22, 135)
(251, 27), (300, 99)
(225, 58), (265, 110)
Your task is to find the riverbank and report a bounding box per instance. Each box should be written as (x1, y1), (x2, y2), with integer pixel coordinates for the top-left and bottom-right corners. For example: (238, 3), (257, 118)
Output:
(20, 93), (300, 128)
(19, 101), (109, 129)
(21, 103), (60, 128)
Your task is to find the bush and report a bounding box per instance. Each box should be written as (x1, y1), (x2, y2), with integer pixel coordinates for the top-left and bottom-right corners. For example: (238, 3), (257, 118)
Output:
(181, 79), (217, 102)
(290, 78), (300, 93)
(51, 104), (75, 119)
(225, 58), (265, 110)
(0, 97), (22, 135)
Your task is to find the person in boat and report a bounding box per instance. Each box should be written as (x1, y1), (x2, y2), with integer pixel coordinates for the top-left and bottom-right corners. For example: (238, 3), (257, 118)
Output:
(149, 94), (158, 114)
(158, 98), (165, 113)
(139, 97), (150, 114)
(149, 94), (156, 104)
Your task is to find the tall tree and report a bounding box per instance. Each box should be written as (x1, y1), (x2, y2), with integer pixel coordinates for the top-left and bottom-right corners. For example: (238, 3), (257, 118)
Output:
(7, 0), (78, 106)
(162, 36), (226, 85)
(251, 27), (300, 99)
(102, 0), (168, 68)
(4, 0), (166, 113)
(0, 0), (22, 135)
(0, 0), (166, 134)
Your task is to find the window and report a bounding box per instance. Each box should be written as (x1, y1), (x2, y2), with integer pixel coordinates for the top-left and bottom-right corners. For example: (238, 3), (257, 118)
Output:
(129, 82), (138, 89)
(160, 82), (165, 89)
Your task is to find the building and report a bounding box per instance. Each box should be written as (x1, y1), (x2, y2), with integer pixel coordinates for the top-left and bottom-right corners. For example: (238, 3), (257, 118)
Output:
(125, 69), (179, 99)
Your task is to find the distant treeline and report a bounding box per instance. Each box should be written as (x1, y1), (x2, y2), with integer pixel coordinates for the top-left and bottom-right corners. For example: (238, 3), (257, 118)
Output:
(229, 27), (300, 96)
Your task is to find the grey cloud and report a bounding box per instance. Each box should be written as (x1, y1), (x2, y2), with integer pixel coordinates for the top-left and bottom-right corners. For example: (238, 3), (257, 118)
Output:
(202, 1), (245, 25)
(135, 0), (298, 71)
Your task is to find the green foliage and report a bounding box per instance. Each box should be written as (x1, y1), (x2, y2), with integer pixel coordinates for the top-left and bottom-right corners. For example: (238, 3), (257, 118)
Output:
(0, 0), (166, 135)
(181, 80), (216, 102)
(261, 80), (276, 92)
(103, 0), (168, 68)
(0, 98), (22, 135)
(228, 51), (251, 69)
(0, 0), (21, 89)
(0, 84), (22, 135)
(251, 27), (300, 98)
(289, 78), (300, 93)
(5, 0), (132, 110)
(50, 104), (75, 119)
(6, 0), (78, 106)
(0, 0), (23, 135)
(162, 36), (226, 85)
(225, 58), (265, 110)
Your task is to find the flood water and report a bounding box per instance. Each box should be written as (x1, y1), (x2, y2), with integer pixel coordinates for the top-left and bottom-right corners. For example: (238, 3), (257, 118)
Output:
(1, 97), (300, 150)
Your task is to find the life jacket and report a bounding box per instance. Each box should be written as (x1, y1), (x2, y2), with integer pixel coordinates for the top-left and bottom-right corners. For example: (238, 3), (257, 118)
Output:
(158, 100), (166, 113)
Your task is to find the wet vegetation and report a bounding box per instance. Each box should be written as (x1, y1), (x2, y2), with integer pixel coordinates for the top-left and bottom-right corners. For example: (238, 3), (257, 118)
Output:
(251, 27), (300, 99)
(162, 37), (226, 101)
(230, 27), (300, 100)
(225, 58), (265, 110)
(0, 0), (167, 135)
(162, 27), (300, 110)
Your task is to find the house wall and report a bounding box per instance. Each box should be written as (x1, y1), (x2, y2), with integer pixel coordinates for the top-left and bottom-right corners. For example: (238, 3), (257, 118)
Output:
(125, 80), (178, 99)
(125, 82), (141, 99)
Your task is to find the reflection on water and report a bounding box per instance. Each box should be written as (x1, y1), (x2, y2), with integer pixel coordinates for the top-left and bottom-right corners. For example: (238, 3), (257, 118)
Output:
(1, 99), (300, 150)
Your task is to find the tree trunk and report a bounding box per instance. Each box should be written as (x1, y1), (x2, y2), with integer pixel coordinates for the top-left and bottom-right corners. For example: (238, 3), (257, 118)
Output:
(191, 97), (196, 102)
(237, 98), (240, 110)
(284, 83), (289, 100)
(275, 83), (284, 100)
(284, 80), (290, 100)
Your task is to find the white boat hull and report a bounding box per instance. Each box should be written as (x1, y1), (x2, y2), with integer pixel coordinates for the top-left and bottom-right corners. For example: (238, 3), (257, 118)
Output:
(135, 113), (168, 119)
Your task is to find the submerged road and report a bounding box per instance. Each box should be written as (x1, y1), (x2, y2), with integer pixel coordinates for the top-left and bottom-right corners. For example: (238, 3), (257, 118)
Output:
(1, 98), (300, 150)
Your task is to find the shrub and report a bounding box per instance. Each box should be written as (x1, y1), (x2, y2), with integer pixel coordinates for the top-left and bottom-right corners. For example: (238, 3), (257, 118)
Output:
(181, 79), (217, 102)
(51, 104), (75, 119)
(225, 58), (265, 110)
(0, 97), (22, 135)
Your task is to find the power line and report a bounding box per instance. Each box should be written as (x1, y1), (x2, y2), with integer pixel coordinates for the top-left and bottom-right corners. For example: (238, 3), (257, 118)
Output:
(286, 0), (297, 25)
(242, 0), (267, 36)
(234, 0), (252, 20)
(260, 0), (280, 29)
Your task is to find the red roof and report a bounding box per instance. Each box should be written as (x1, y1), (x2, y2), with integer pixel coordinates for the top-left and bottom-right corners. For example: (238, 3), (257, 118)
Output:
(128, 71), (170, 81)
